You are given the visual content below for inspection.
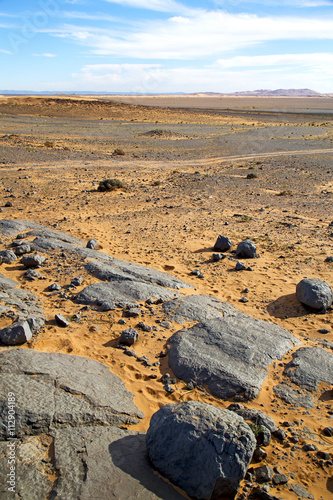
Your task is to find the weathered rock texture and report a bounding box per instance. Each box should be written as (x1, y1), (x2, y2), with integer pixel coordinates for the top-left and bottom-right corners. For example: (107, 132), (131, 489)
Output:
(146, 401), (256, 500)
(168, 315), (301, 401)
(0, 349), (186, 500)
(283, 347), (333, 391)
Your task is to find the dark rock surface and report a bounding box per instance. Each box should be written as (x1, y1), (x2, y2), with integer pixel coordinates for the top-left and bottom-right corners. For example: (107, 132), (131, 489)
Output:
(168, 315), (301, 401)
(0, 348), (143, 440)
(214, 234), (233, 252)
(0, 348), (191, 500)
(0, 249), (17, 264)
(228, 404), (277, 432)
(0, 427), (185, 500)
(283, 347), (333, 391)
(0, 320), (32, 345)
(162, 294), (239, 323)
(273, 384), (315, 408)
(236, 239), (258, 258)
(21, 253), (45, 268)
(0, 274), (44, 329)
(296, 278), (333, 311)
(76, 280), (178, 308)
(146, 401), (256, 500)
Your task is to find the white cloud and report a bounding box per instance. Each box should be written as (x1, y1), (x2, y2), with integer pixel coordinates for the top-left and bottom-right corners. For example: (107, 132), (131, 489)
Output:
(102, 0), (191, 14)
(32, 53), (57, 57)
(0, 48), (12, 54)
(52, 11), (333, 60)
(214, 0), (333, 6)
(215, 52), (333, 68)
(62, 11), (119, 21)
(70, 59), (333, 93)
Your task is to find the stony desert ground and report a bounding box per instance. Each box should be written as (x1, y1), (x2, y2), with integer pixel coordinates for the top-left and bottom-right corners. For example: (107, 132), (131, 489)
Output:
(0, 95), (333, 499)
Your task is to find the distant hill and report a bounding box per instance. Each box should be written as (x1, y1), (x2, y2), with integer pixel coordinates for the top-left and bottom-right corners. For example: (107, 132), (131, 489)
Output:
(194, 89), (329, 97)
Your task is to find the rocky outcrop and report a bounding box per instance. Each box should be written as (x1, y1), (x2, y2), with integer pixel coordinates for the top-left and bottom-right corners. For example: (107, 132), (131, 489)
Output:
(168, 315), (301, 401)
(283, 347), (333, 391)
(146, 401), (256, 500)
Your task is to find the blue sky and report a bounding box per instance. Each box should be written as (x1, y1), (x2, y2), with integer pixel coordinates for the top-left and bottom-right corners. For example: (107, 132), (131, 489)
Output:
(0, 0), (333, 93)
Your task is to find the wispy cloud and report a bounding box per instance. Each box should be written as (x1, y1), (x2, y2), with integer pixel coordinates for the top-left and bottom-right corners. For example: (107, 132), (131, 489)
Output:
(71, 59), (333, 93)
(102, 0), (195, 14)
(50, 11), (333, 60)
(32, 53), (57, 57)
(214, 0), (333, 6)
(62, 10), (119, 21)
(215, 52), (333, 68)
(0, 49), (12, 54)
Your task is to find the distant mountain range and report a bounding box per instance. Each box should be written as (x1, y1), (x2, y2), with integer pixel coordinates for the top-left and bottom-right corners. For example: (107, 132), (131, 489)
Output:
(0, 89), (332, 97)
(193, 89), (332, 97)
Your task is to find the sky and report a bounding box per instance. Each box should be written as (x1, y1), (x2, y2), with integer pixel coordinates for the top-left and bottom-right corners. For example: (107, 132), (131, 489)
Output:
(0, 0), (333, 93)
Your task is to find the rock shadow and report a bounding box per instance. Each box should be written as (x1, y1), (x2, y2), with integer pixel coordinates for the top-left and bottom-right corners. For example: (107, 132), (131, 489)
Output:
(267, 293), (308, 318)
(108, 434), (187, 500)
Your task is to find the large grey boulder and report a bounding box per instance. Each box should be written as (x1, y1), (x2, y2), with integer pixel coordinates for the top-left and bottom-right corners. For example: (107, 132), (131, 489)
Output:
(0, 249), (17, 263)
(296, 278), (333, 311)
(146, 401), (256, 500)
(0, 320), (32, 345)
(236, 239), (258, 258)
(0, 349), (143, 439)
(168, 315), (301, 401)
(21, 253), (45, 268)
(283, 347), (333, 391)
(0, 219), (43, 237)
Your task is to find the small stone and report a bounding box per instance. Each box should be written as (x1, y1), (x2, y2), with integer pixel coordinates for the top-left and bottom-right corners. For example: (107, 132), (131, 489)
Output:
(13, 243), (31, 256)
(138, 322), (152, 332)
(86, 239), (99, 249)
(318, 328), (330, 334)
(253, 447), (268, 462)
(323, 427), (333, 437)
(236, 261), (247, 271)
(100, 301), (115, 311)
(272, 473), (288, 485)
(164, 384), (174, 393)
(0, 320), (32, 345)
(5, 201), (13, 207)
(55, 314), (70, 327)
(71, 276), (83, 287)
(212, 253), (226, 262)
(21, 253), (46, 268)
(24, 269), (42, 281)
(302, 443), (318, 452)
(240, 297), (249, 303)
(118, 319), (126, 325)
(0, 250), (17, 264)
(214, 235), (233, 252)
(236, 239), (258, 258)
(120, 328), (139, 346)
(48, 283), (61, 291)
(252, 465), (274, 483)
(125, 307), (141, 317)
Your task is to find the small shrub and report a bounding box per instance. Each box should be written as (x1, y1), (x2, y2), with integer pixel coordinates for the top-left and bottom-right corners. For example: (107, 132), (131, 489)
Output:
(112, 148), (125, 156)
(44, 140), (54, 148)
(97, 178), (126, 192)
(277, 190), (292, 196)
(246, 172), (258, 179)
(248, 166), (255, 170)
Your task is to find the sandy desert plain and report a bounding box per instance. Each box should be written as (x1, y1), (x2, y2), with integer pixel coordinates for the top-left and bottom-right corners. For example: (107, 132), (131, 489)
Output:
(0, 94), (333, 499)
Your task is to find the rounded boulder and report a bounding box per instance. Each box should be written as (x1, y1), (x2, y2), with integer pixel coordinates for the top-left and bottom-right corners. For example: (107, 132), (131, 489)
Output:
(296, 278), (333, 311)
(146, 401), (256, 500)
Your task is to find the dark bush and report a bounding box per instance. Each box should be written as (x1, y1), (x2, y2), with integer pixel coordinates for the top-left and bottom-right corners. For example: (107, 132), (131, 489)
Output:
(97, 178), (126, 192)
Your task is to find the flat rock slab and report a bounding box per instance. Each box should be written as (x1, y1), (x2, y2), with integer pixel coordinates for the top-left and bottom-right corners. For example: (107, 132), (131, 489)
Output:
(162, 294), (240, 323)
(0, 274), (44, 324)
(283, 347), (333, 391)
(168, 315), (301, 401)
(76, 281), (179, 308)
(273, 384), (315, 408)
(0, 427), (185, 500)
(0, 348), (143, 439)
(0, 219), (44, 237)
